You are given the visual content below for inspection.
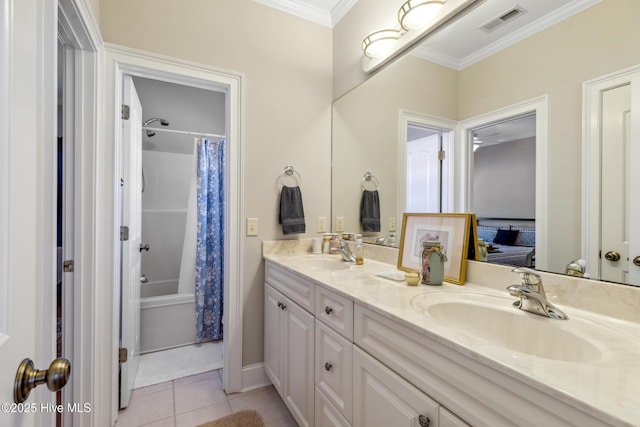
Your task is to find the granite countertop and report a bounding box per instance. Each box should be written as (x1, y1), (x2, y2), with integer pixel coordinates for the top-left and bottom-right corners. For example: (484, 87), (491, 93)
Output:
(263, 247), (640, 426)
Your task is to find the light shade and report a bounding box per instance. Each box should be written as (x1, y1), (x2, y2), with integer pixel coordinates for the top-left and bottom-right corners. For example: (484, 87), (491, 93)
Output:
(398, 0), (446, 31)
(361, 29), (401, 59)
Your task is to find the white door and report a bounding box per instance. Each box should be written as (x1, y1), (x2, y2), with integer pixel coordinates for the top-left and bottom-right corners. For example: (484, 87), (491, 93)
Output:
(120, 75), (143, 408)
(586, 69), (640, 285)
(601, 84), (631, 283)
(0, 0), (60, 424)
(406, 134), (441, 212)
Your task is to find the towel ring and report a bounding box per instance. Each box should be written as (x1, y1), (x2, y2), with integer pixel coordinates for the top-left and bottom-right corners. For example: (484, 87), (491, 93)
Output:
(361, 171), (379, 191)
(278, 165), (301, 187)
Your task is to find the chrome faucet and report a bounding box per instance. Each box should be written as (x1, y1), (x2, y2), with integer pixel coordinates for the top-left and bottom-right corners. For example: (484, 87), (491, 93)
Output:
(506, 267), (569, 320)
(331, 239), (356, 263)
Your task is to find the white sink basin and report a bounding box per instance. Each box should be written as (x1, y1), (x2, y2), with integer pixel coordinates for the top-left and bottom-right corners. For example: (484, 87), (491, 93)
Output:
(410, 291), (620, 363)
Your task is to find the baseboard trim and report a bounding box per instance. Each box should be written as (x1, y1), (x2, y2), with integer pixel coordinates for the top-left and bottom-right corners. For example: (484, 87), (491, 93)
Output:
(240, 363), (271, 393)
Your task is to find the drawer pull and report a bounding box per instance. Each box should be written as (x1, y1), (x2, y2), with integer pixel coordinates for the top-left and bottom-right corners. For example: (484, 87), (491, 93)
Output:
(418, 415), (430, 427)
(324, 362), (332, 371)
(324, 306), (333, 315)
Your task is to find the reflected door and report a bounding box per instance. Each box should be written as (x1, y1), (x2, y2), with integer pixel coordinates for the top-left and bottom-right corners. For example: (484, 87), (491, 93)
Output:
(406, 134), (441, 212)
(600, 83), (630, 283)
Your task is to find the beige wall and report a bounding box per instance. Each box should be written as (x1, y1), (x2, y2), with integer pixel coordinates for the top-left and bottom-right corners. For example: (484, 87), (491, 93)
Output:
(333, 55), (457, 234)
(459, 0), (640, 272)
(100, 0), (332, 366)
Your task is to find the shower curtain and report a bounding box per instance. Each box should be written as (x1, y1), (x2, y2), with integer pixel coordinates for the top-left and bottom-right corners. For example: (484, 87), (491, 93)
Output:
(195, 138), (225, 342)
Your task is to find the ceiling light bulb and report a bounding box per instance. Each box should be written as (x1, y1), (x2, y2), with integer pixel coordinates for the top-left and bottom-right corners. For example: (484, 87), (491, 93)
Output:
(398, 0), (446, 31)
(362, 29), (401, 59)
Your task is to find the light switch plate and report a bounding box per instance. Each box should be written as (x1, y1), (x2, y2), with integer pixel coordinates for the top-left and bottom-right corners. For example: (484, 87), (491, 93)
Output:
(389, 216), (397, 232)
(317, 217), (327, 233)
(247, 218), (258, 236)
(336, 216), (344, 232)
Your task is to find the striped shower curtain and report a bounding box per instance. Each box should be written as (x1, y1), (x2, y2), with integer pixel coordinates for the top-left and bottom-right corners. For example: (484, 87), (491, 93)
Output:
(195, 138), (225, 342)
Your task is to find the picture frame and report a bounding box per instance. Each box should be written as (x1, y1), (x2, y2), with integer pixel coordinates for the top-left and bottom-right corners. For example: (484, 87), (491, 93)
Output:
(397, 213), (474, 285)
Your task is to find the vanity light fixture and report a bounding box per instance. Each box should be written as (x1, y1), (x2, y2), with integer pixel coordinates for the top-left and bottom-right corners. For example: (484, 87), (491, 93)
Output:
(361, 0), (484, 73)
(398, 0), (446, 31)
(362, 29), (402, 59)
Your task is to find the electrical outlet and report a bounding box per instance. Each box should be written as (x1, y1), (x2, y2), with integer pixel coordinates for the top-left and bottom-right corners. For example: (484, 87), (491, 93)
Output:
(317, 216), (327, 233)
(389, 216), (397, 232)
(247, 218), (258, 236)
(335, 216), (344, 232)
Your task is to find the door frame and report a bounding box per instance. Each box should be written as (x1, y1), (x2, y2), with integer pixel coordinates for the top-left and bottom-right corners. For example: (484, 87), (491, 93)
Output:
(57, 0), (105, 425)
(582, 64), (640, 283)
(457, 95), (549, 270)
(103, 44), (245, 401)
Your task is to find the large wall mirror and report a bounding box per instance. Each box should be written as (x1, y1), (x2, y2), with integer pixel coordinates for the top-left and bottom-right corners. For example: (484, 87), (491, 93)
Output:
(331, 0), (640, 286)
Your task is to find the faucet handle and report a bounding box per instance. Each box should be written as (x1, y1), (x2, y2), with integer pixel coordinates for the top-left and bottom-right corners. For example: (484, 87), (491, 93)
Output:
(511, 267), (542, 287)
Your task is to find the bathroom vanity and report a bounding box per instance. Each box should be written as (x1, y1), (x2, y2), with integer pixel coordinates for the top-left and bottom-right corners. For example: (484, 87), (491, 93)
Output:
(263, 242), (640, 427)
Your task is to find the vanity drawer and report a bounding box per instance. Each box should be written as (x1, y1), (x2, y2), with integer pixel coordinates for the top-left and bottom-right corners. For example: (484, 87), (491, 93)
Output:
(315, 285), (354, 340)
(265, 260), (315, 313)
(315, 320), (353, 423)
(315, 387), (351, 427)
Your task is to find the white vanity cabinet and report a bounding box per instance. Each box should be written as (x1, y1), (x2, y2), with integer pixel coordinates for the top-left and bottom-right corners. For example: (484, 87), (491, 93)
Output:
(353, 346), (439, 427)
(439, 408), (471, 427)
(264, 280), (315, 427)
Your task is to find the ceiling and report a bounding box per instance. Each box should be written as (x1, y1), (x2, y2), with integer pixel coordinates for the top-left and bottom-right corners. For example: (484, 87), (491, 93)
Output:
(257, 0), (599, 69)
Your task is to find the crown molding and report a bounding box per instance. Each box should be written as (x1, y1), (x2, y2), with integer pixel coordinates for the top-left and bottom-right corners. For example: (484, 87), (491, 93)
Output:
(254, 0), (358, 28)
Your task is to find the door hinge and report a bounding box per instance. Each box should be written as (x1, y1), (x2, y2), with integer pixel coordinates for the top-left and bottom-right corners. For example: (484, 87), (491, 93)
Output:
(121, 104), (130, 120)
(120, 226), (130, 241)
(63, 260), (74, 272)
(438, 150), (446, 160)
(119, 348), (128, 363)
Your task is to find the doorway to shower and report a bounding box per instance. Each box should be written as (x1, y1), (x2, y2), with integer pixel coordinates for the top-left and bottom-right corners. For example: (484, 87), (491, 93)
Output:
(120, 75), (227, 407)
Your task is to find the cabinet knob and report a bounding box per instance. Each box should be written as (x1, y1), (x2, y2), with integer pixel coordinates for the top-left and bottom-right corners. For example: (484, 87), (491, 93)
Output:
(324, 306), (333, 315)
(633, 256), (640, 267)
(418, 415), (430, 427)
(277, 301), (282, 308)
(324, 362), (332, 371)
(280, 303), (287, 310)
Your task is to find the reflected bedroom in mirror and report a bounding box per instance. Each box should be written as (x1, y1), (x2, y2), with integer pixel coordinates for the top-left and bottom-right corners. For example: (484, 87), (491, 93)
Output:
(331, 0), (640, 287)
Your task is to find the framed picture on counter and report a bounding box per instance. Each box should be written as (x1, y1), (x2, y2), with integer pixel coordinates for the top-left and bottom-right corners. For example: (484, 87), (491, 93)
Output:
(397, 213), (475, 285)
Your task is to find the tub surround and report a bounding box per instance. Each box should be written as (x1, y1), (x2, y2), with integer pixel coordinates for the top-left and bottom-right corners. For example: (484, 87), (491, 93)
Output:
(263, 239), (640, 426)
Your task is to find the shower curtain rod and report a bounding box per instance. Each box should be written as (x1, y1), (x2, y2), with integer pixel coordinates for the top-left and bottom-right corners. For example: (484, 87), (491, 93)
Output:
(143, 126), (226, 140)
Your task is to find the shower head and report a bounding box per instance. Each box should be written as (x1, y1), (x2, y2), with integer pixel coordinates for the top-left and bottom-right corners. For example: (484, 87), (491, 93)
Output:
(143, 118), (170, 127)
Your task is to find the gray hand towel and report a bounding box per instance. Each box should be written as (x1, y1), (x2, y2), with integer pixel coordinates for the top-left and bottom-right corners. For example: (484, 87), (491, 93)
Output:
(360, 190), (380, 232)
(279, 185), (306, 235)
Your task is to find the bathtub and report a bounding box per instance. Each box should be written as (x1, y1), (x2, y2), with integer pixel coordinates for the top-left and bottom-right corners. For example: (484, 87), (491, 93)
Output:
(140, 280), (196, 354)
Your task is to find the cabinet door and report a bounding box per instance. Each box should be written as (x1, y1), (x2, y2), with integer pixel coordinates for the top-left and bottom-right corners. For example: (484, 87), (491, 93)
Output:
(283, 296), (315, 427)
(316, 320), (353, 422)
(264, 284), (284, 394)
(316, 387), (352, 427)
(353, 347), (439, 427)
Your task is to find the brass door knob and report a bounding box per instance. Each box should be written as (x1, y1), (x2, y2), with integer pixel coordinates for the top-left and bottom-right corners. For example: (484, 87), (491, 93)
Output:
(604, 251), (621, 262)
(14, 358), (71, 403)
(634, 256), (640, 267)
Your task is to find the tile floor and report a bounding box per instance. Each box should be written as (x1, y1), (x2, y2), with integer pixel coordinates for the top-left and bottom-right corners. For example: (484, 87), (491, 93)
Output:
(116, 369), (298, 427)
(134, 342), (224, 388)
